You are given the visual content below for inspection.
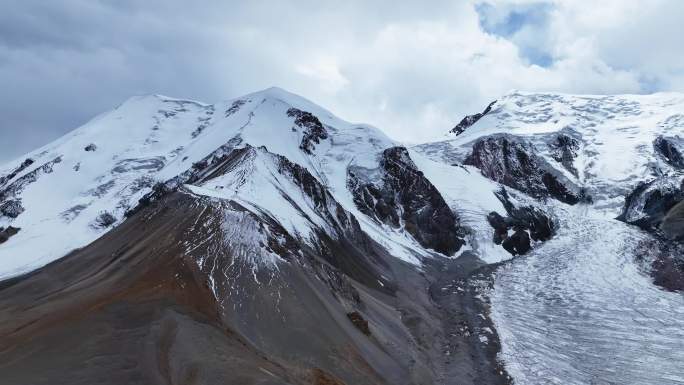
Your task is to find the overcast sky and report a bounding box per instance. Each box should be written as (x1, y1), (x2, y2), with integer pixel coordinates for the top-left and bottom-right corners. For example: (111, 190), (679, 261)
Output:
(2, 0), (684, 163)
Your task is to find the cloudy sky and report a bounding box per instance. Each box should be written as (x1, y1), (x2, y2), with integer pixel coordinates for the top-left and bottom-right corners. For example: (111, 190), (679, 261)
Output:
(2, 0), (684, 163)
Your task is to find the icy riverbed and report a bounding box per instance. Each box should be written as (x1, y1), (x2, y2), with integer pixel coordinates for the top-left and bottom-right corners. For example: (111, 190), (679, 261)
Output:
(490, 207), (684, 385)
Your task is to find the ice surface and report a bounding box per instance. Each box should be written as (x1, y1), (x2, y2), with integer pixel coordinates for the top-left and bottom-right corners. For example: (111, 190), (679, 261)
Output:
(490, 205), (684, 384)
(415, 91), (684, 384)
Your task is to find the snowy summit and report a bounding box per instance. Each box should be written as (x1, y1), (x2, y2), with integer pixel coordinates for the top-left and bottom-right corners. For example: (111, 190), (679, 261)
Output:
(1, 88), (683, 385)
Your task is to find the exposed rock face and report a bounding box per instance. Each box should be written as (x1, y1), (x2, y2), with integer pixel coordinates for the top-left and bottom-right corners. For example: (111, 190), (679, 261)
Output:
(0, 156), (62, 210)
(619, 174), (684, 292)
(287, 108), (329, 154)
(277, 154), (361, 236)
(125, 141), (247, 217)
(617, 176), (684, 231)
(502, 230), (531, 255)
(661, 200), (684, 241)
(465, 135), (586, 204)
(654, 136), (684, 170)
(549, 133), (580, 176)
(0, 226), (19, 244)
(348, 147), (465, 255)
(346, 311), (371, 336)
(450, 101), (496, 136)
(84, 143), (97, 152)
(93, 212), (117, 228)
(0, 199), (24, 219)
(487, 188), (556, 256)
(635, 238), (684, 292)
(0, 189), (501, 385)
(0, 158), (34, 187)
(225, 99), (246, 117)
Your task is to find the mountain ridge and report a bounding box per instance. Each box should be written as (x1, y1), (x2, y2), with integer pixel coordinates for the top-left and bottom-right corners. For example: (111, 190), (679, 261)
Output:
(1, 87), (683, 385)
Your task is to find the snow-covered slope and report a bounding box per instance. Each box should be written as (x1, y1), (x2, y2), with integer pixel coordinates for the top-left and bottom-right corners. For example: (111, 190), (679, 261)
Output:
(0, 87), (510, 385)
(415, 91), (684, 385)
(2, 87), (683, 385)
(0, 87), (471, 280)
(416, 91), (684, 215)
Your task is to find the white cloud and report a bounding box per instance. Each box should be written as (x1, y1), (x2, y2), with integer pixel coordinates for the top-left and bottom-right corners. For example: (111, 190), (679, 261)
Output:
(1, 0), (683, 162)
(295, 57), (349, 93)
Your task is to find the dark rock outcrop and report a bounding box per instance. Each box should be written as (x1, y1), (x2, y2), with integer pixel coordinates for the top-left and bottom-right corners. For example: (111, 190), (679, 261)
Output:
(450, 101), (496, 136)
(0, 156), (62, 205)
(0, 158), (34, 187)
(125, 141), (246, 217)
(84, 143), (97, 152)
(487, 188), (556, 256)
(287, 108), (329, 154)
(549, 133), (580, 176)
(654, 136), (684, 170)
(619, 174), (684, 292)
(635, 238), (684, 292)
(0, 226), (20, 244)
(661, 200), (684, 241)
(225, 99), (246, 117)
(348, 147), (465, 255)
(502, 230), (531, 255)
(94, 212), (117, 228)
(617, 176), (684, 232)
(465, 135), (587, 204)
(346, 311), (371, 336)
(277, 154), (362, 237)
(0, 199), (24, 219)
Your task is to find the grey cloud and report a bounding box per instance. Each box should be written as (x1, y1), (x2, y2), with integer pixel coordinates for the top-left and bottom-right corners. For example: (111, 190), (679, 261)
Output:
(1, 0), (683, 163)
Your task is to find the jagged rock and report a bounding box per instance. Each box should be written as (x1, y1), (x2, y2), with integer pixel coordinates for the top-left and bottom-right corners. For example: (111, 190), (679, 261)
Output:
(550, 134), (580, 176)
(94, 212), (117, 228)
(278, 154), (361, 235)
(225, 99), (246, 117)
(191, 106), (214, 138)
(287, 108), (328, 154)
(502, 230), (531, 255)
(654, 136), (684, 169)
(621, 176), (684, 292)
(0, 199), (24, 218)
(346, 311), (371, 336)
(0, 158), (34, 187)
(617, 176), (684, 231)
(661, 200), (684, 241)
(125, 144), (246, 218)
(0, 226), (20, 244)
(487, 211), (509, 245)
(487, 188), (556, 256)
(450, 100), (496, 135)
(635, 238), (684, 292)
(348, 147), (465, 255)
(652, 248), (684, 292)
(465, 135), (587, 204)
(0, 156), (62, 203)
(125, 180), (178, 217)
(84, 143), (97, 152)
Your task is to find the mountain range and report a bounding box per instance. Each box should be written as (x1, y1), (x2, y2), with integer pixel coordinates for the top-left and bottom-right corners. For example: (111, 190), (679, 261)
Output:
(1, 87), (682, 385)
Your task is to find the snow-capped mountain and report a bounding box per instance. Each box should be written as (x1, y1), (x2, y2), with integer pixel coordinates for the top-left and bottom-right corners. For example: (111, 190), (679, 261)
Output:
(0, 87), (457, 280)
(416, 91), (684, 385)
(0, 88), (682, 385)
